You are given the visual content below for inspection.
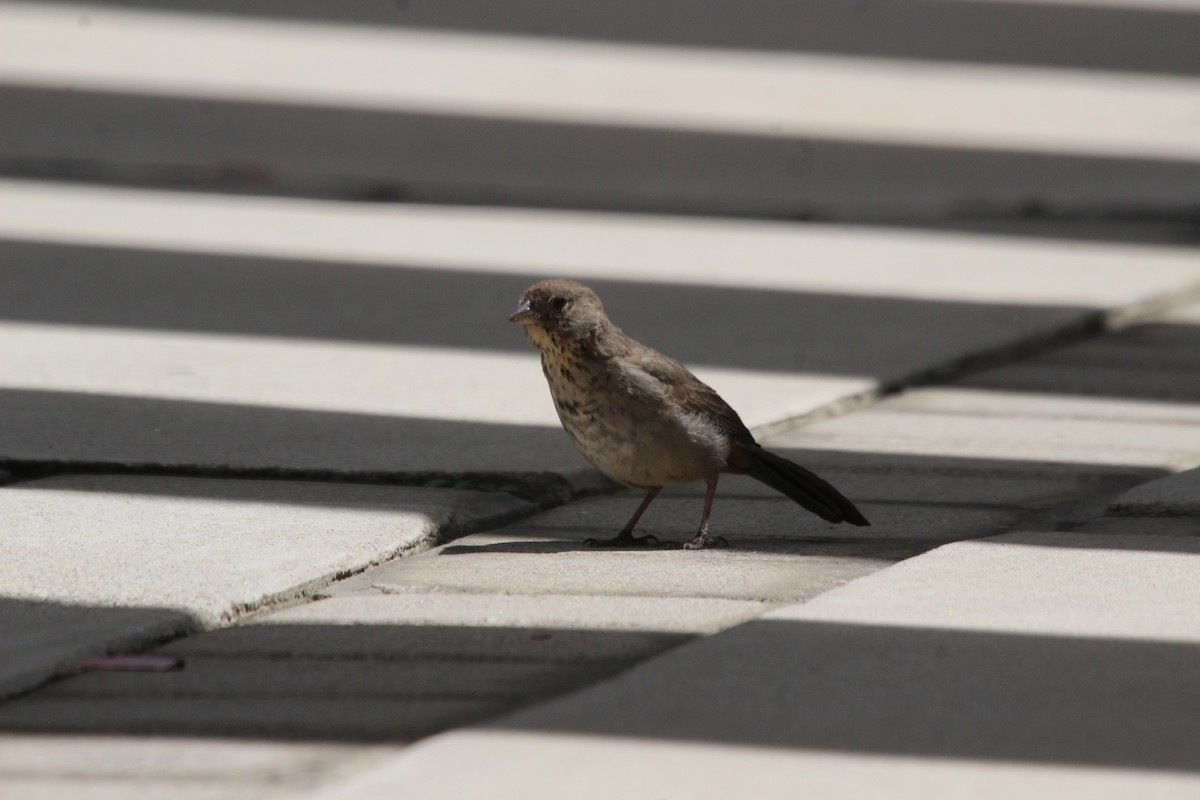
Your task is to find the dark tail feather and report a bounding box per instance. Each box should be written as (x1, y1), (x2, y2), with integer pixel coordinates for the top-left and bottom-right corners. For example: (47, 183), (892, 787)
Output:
(744, 447), (870, 526)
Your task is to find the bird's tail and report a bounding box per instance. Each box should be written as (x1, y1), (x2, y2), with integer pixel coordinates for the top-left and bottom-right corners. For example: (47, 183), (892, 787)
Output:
(743, 446), (870, 526)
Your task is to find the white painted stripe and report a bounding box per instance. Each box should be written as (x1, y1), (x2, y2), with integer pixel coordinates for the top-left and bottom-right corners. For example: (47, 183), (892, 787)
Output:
(1, 3), (1198, 161)
(0, 322), (868, 429)
(1, 179), (1197, 309)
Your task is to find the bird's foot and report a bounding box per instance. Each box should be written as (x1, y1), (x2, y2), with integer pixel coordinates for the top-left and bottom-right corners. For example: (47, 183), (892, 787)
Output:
(585, 530), (660, 548)
(683, 531), (729, 550)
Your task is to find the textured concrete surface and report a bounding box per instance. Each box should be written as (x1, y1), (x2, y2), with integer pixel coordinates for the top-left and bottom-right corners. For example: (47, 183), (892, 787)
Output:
(311, 731), (1200, 800)
(335, 533), (911, 603)
(0, 476), (530, 620)
(268, 593), (771, 635)
(3, 1), (1200, 796)
(0, 476), (529, 699)
(321, 532), (1200, 797)
(784, 389), (1200, 471)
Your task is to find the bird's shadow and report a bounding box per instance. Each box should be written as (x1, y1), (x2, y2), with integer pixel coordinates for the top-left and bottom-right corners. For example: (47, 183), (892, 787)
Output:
(437, 536), (923, 557)
(438, 539), (683, 555)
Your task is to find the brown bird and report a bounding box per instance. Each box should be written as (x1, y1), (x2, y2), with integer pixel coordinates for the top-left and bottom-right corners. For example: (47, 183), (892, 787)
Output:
(510, 279), (869, 550)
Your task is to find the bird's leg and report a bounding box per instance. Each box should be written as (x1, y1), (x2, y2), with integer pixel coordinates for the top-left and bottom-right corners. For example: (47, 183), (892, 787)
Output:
(586, 487), (662, 548)
(684, 478), (727, 550)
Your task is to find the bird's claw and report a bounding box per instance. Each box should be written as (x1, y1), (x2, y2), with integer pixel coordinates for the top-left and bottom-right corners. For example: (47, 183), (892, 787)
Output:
(683, 533), (729, 550)
(585, 532), (660, 548)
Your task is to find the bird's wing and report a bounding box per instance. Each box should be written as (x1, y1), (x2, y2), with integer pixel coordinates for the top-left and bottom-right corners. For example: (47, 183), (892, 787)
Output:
(627, 347), (756, 444)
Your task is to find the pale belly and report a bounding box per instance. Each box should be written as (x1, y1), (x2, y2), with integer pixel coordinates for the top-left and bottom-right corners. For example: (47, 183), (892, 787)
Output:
(554, 390), (726, 488)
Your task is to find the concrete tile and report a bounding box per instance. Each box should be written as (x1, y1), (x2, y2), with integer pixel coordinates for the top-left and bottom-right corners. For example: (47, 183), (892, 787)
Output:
(322, 492), (1014, 607)
(784, 531), (1200, 640)
(313, 532), (1200, 797)
(0, 475), (530, 624)
(310, 730), (1200, 800)
(510, 494), (1026, 545)
(265, 594), (771, 635)
(355, 544), (913, 604)
(1106, 466), (1200, 517)
(0, 476), (528, 700)
(0, 696), (502, 742)
(777, 397), (1200, 470)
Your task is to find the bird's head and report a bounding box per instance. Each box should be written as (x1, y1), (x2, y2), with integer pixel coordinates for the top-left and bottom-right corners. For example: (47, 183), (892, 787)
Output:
(510, 279), (610, 345)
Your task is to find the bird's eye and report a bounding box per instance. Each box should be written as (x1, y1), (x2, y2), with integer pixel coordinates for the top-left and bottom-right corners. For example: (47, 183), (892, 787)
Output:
(551, 297), (569, 312)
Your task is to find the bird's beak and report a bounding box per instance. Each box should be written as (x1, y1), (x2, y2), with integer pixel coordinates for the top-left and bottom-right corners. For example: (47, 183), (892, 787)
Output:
(509, 298), (534, 324)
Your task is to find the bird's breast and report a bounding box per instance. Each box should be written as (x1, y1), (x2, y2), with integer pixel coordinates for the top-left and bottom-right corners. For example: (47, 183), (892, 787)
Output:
(539, 345), (724, 487)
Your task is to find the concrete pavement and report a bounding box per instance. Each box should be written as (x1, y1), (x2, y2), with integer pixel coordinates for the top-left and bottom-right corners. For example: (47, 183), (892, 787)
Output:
(2, 1), (1200, 797)
(4, 301), (1200, 797)
(4, 2), (1200, 220)
(321, 532), (1200, 800)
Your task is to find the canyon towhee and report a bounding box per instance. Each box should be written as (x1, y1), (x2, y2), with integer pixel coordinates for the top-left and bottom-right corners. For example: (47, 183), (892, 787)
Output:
(511, 279), (869, 549)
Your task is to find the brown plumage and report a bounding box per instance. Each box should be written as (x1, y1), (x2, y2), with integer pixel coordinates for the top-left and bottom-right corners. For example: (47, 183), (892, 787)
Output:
(510, 279), (869, 549)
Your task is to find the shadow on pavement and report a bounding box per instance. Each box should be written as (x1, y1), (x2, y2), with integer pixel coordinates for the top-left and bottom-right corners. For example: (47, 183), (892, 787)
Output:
(0, 238), (1085, 377)
(0, 388), (587, 477)
(954, 320), (1200, 404)
(0, 597), (196, 700)
(0, 619), (687, 742)
(5, 85), (1200, 229)
(495, 616), (1200, 773)
(1, 610), (1197, 775)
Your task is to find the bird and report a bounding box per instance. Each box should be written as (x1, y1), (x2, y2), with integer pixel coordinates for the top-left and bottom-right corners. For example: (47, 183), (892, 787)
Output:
(510, 279), (870, 550)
